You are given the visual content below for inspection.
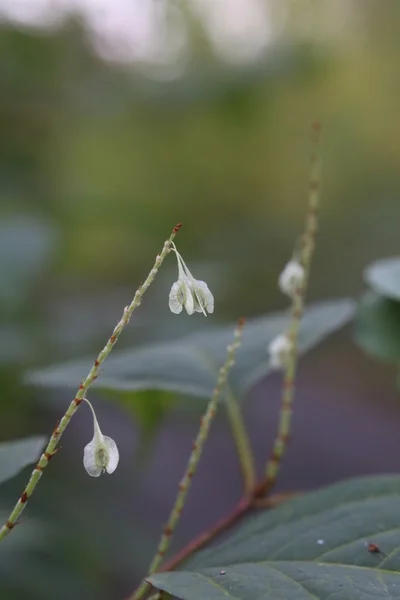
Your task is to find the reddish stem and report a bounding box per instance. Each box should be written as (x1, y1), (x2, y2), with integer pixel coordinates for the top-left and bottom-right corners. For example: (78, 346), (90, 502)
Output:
(159, 497), (251, 572)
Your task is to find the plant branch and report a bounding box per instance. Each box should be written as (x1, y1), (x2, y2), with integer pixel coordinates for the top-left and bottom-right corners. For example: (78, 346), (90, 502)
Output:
(0, 223), (182, 542)
(224, 388), (256, 495)
(157, 490), (295, 574)
(261, 122), (322, 493)
(130, 319), (245, 600)
(158, 496), (251, 573)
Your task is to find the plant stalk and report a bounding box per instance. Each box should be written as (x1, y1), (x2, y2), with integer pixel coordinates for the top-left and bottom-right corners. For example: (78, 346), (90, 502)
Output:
(0, 223), (182, 541)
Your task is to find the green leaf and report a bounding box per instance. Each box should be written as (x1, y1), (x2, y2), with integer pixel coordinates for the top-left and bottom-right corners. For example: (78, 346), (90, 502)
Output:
(148, 474), (400, 600)
(365, 256), (400, 302)
(0, 436), (46, 486)
(26, 299), (355, 400)
(354, 291), (400, 362)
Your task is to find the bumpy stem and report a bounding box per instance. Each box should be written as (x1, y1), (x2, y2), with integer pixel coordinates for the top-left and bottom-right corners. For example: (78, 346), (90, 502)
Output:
(0, 223), (182, 542)
(261, 122), (321, 490)
(130, 319), (245, 600)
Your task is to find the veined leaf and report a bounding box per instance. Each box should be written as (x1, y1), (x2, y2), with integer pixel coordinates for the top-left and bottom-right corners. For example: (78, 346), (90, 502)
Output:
(26, 299), (355, 400)
(149, 474), (400, 600)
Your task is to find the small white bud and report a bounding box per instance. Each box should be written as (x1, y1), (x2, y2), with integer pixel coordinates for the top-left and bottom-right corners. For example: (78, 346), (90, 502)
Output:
(169, 243), (214, 316)
(82, 398), (119, 477)
(278, 260), (305, 298)
(268, 333), (292, 370)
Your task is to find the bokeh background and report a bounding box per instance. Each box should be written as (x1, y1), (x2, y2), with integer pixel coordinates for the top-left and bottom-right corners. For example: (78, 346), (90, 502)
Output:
(1, 1), (400, 598)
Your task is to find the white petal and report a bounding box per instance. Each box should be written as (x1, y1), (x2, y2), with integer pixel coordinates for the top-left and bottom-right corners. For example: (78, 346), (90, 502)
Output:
(103, 436), (119, 474)
(83, 437), (103, 477)
(183, 280), (195, 315)
(169, 281), (184, 314)
(193, 280), (214, 315)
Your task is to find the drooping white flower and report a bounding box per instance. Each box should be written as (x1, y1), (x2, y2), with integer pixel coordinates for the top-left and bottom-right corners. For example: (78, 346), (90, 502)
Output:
(278, 260), (305, 299)
(83, 398), (119, 477)
(268, 333), (292, 370)
(169, 243), (214, 316)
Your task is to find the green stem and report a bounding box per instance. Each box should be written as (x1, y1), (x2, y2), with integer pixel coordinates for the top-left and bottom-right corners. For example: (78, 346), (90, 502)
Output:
(130, 319), (245, 600)
(0, 223), (182, 541)
(225, 387), (256, 495)
(200, 351), (256, 497)
(263, 123), (321, 488)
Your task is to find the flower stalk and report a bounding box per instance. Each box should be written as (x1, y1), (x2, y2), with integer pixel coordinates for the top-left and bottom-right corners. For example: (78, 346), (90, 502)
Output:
(262, 122), (321, 489)
(130, 318), (245, 600)
(0, 223), (182, 541)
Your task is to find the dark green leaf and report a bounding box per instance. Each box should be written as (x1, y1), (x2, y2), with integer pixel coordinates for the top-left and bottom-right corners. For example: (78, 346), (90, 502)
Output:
(26, 299), (355, 400)
(365, 256), (400, 302)
(0, 436), (46, 486)
(354, 291), (400, 362)
(149, 474), (400, 600)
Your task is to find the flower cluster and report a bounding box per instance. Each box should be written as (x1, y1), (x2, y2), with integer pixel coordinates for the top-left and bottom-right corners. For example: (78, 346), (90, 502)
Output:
(168, 243), (214, 316)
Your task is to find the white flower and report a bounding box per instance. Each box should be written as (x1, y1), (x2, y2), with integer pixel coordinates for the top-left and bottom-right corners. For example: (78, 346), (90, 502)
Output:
(169, 243), (214, 316)
(268, 333), (292, 370)
(83, 398), (119, 477)
(278, 260), (305, 298)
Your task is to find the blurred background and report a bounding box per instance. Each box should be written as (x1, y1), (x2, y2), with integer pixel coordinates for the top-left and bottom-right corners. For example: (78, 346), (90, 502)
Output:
(1, 0), (400, 598)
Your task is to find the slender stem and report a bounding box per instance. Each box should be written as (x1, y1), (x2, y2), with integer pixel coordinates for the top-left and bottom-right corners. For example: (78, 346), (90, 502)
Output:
(82, 397), (103, 444)
(224, 388), (256, 495)
(262, 122), (321, 490)
(201, 350), (256, 496)
(130, 319), (245, 600)
(0, 223), (182, 541)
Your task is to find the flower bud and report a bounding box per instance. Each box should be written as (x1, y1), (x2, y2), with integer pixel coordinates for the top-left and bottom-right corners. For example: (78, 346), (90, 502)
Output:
(82, 399), (119, 477)
(278, 260), (305, 298)
(268, 333), (292, 370)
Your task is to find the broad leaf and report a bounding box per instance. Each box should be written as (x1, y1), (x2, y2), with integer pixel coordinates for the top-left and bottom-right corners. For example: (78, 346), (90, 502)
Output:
(0, 436), (46, 486)
(149, 474), (400, 600)
(354, 291), (400, 362)
(26, 299), (355, 400)
(365, 256), (400, 302)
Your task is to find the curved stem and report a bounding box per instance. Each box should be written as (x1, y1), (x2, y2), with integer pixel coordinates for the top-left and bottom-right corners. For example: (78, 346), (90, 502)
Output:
(156, 490), (295, 575)
(83, 397), (103, 444)
(224, 388), (256, 495)
(159, 496), (251, 573)
(0, 223), (182, 541)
